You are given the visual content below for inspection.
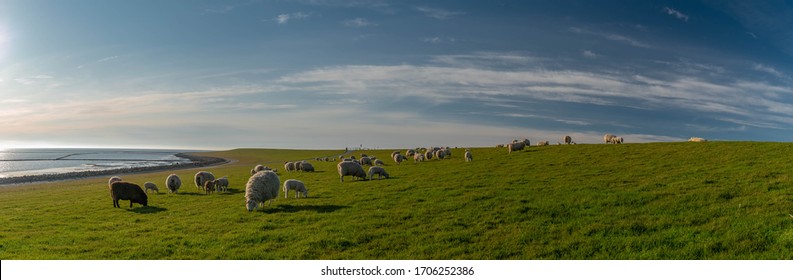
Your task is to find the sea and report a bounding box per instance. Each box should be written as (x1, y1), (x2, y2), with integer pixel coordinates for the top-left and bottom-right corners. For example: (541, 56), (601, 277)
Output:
(0, 148), (198, 179)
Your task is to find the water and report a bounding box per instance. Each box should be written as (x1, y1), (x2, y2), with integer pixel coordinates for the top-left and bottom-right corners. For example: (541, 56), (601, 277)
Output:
(0, 148), (196, 179)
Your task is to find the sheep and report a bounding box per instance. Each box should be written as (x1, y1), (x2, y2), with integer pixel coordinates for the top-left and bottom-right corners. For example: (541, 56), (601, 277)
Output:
(108, 176), (122, 189)
(194, 171), (215, 190)
(203, 179), (216, 194)
(343, 158), (354, 162)
(215, 176), (229, 193)
(610, 136), (624, 144)
(689, 137), (707, 142)
(508, 142), (525, 153)
(367, 166), (389, 180)
(337, 161), (367, 182)
(393, 153), (405, 165)
(464, 149), (473, 162)
(143, 182), (159, 194)
(254, 164), (266, 173)
(284, 161), (296, 172)
(283, 179), (308, 198)
(443, 147), (452, 158)
(245, 171), (280, 212)
(537, 141), (549, 146)
(110, 181), (148, 208)
(390, 151), (400, 160)
(374, 159), (385, 166)
(359, 156), (373, 166)
(434, 149), (446, 160)
(604, 134), (616, 144)
(414, 153), (425, 163)
(564, 135), (572, 145)
(165, 174), (181, 194)
(301, 162), (315, 172)
(405, 149), (416, 157)
(424, 150), (434, 160)
(360, 153), (368, 158)
(295, 161), (304, 172)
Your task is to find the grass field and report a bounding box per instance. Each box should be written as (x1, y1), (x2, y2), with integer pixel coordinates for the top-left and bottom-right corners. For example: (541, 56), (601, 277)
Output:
(1, 142), (792, 259)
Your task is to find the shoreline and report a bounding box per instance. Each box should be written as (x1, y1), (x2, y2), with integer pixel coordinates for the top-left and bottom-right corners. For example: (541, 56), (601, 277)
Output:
(0, 153), (229, 186)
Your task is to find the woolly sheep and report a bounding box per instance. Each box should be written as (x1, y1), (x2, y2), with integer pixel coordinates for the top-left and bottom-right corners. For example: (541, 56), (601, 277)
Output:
(390, 151), (400, 159)
(443, 147), (452, 158)
(424, 150), (434, 160)
(359, 156), (373, 166)
(337, 161), (367, 182)
(215, 176), (229, 193)
(508, 142), (525, 153)
(367, 166), (390, 180)
(689, 137), (707, 142)
(564, 135), (572, 145)
(434, 149), (446, 160)
(283, 179), (308, 198)
(374, 159), (385, 166)
(414, 153), (425, 163)
(245, 171), (280, 211)
(203, 179), (216, 194)
(110, 181), (148, 208)
(144, 182), (159, 194)
(301, 162), (315, 172)
(108, 176), (122, 189)
(254, 164), (265, 173)
(194, 171), (215, 190)
(610, 136), (623, 144)
(405, 149), (416, 157)
(604, 134), (616, 144)
(393, 153), (405, 165)
(295, 161), (304, 172)
(285, 161), (296, 172)
(537, 141), (549, 146)
(464, 149), (472, 162)
(165, 174), (181, 194)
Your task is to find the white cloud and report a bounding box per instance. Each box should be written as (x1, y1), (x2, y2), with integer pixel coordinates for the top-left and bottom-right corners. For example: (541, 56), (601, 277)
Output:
(97, 56), (119, 63)
(422, 37), (455, 44)
(344, 18), (375, 27)
(582, 50), (598, 58)
(569, 27), (651, 48)
(273, 12), (311, 24)
(753, 63), (790, 80)
(663, 7), (689, 22)
(415, 6), (465, 20)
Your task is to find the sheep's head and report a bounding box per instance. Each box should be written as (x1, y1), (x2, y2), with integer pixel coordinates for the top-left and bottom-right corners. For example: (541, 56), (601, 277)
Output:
(246, 200), (258, 212)
(303, 189), (309, 198)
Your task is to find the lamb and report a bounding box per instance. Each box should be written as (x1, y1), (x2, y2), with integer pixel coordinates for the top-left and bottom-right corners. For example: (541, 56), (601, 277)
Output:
(337, 161), (367, 182)
(367, 166), (390, 180)
(301, 162), (315, 172)
(564, 135), (572, 145)
(284, 161), (296, 172)
(108, 176), (122, 189)
(165, 174), (181, 194)
(374, 159), (385, 166)
(194, 171), (215, 190)
(203, 179), (216, 194)
(689, 137), (707, 142)
(143, 182), (159, 194)
(215, 176), (229, 193)
(244, 171), (280, 212)
(283, 179), (308, 198)
(464, 149), (473, 162)
(110, 181), (148, 208)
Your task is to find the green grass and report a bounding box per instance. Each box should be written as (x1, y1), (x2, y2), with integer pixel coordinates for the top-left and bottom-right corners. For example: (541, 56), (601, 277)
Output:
(1, 142), (793, 259)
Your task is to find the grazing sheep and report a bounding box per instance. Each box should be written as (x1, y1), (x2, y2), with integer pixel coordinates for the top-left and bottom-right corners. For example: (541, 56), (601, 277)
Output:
(244, 171), (280, 212)
(367, 166), (390, 180)
(564, 135), (572, 145)
(283, 179), (308, 198)
(414, 153), (425, 163)
(689, 137), (707, 142)
(444, 147), (452, 158)
(604, 134), (616, 144)
(204, 179), (216, 194)
(405, 149), (416, 157)
(508, 142), (525, 153)
(359, 156), (373, 166)
(301, 162), (315, 172)
(254, 164), (265, 173)
(424, 150), (434, 160)
(374, 159), (385, 166)
(284, 161), (296, 172)
(434, 149), (446, 160)
(194, 171), (215, 190)
(295, 161), (304, 172)
(393, 153), (405, 165)
(538, 141), (549, 146)
(143, 182), (159, 194)
(337, 161), (367, 182)
(110, 181), (148, 208)
(464, 149), (473, 162)
(165, 174), (181, 194)
(108, 176), (122, 189)
(610, 136), (623, 144)
(390, 151), (400, 160)
(215, 176), (229, 193)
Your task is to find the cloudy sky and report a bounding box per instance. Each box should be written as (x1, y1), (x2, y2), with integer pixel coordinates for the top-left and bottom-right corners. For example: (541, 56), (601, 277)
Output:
(1, 0), (792, 150)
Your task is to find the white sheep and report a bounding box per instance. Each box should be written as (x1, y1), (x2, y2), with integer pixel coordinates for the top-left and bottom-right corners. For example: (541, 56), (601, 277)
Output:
(434, 149), (446, 160)
(604, 134), (616, 144)
(144, 182), (159, 193)
(245, 171), (280, 211)
(393, 153), (405, 165)
(367, 166), (390, 180)
(424, 150), (434, 160)
(284, 161), (296, 172)
(405, 149), (416, 157)
(359, 157), (373, 166)
(564, 135), (572, 144)
(508, 142), (525, 153)
(337, 161), (367, 182)
(301, 162), (315, 172)
(390, 151), (400, 160)
(689, 137), (707, 142)
(215, 176), (229, 193)
(108, 176), (122, 189)
(464, 149), (472, 162)
(254, 164), (265, 173)
(414, 153), (425, 163)
(194, 171), (215, 190)
(374, 159), (385, 166)
(165, 174), (181, 194)
(537, 141), (549, 146)
(610, 136), (623, 144)
(443, 147), (452, 158)
(283, 179), (308, 198)
(295, 161), (304, 172)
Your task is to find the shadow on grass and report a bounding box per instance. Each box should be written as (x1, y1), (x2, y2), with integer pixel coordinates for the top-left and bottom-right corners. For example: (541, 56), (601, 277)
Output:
(127, 206), (167, 214)
(219, 188), (244, 195)
(257, 204), (349, 214)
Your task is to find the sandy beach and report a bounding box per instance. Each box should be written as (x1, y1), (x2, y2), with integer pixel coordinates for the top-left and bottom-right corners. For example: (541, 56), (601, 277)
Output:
(0, 153), (228, 186)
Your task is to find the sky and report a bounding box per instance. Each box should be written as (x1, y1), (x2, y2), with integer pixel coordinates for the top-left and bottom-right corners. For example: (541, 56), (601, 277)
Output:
(1, 0), (792, 150)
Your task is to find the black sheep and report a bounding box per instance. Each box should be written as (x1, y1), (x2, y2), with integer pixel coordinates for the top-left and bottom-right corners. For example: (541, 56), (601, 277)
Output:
(110, 182), (148, 208)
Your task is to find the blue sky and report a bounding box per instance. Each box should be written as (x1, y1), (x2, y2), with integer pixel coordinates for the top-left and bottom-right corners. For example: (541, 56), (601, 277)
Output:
(1, 0), (792, 150)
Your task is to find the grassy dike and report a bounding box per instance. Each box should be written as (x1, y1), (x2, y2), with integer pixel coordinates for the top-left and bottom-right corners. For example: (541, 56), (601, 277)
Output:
(1, 143), (792, 259)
